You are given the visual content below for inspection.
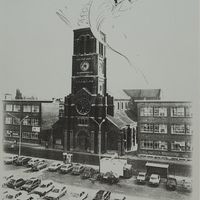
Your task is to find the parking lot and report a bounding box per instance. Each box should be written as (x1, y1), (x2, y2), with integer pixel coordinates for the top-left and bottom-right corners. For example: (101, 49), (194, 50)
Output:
(2, 153), (193, 200)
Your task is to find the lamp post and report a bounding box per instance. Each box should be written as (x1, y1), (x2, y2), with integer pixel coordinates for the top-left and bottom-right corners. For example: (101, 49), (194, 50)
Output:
(7, 113), (29, 157)
(90, 117), (105, 172)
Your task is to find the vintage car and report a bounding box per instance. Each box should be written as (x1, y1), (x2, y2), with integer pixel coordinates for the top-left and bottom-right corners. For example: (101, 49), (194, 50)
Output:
(80, 167), (97, 179)
(181, 179), (192, 192)
(14, 156), (31, 166)
(32, 160), (48, 171)
(69, 191), (88, 200)
(44, 184), (67, 200)
(27, 158), (41, 168)
(32, 180), (54, 196)
(6, 178), (26, 189)
(93, 190), (111, 200)
(166, 176), (177, 191)
(101, 172), (119, 185)
(4, 155), (18, 164)
(48, 162), (63, 172)
(136, 172), (147, 184)
(149, 174), (161, 186)
(59, 163), (73, 174)
(71, 164), (85, 175)
(21, 177), (41, 192)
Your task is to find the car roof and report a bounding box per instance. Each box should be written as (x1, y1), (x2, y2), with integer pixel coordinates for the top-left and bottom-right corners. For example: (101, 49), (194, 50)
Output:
(151, 174), (159, 177)
(138, 172), (146, 175)
(52, 183), (66, 189)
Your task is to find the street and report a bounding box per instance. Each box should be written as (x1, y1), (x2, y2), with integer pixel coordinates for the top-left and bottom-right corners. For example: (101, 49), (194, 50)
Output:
(2, 153), (193, 200)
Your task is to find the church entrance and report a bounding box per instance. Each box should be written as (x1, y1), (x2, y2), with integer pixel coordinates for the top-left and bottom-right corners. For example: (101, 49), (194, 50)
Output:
(76, 130), (90, 152)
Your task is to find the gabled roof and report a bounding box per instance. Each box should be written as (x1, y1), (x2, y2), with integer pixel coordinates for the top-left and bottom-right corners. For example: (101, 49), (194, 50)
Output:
(106, 111), (136, 129)
(123, 89), (161, 100)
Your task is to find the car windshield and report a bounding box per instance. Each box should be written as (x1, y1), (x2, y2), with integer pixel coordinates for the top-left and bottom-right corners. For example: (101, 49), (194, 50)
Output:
(9, 179), (15, 184)
(7, 194), (14, 199)
(138, 174), (145, 177)
(151, 177), (157, 180)
(26, 180), (33, 185)
(40, 184), (47, 188)
(52, 189), (59, 193)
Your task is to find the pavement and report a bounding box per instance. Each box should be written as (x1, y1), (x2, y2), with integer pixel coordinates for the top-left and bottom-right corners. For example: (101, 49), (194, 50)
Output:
(2, 153), (194, 200)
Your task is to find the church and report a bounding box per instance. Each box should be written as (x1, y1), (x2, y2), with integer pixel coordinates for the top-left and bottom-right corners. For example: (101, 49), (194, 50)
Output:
(53, 27), (137, 163)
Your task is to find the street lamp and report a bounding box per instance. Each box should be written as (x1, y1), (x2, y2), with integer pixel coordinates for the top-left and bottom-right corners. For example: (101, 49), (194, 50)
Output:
(7, 113), (29, 157)
(90, 117), (105, 171)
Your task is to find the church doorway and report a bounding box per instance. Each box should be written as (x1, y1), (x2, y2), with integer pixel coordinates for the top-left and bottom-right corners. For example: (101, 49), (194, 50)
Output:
(76, 130), (90, 152)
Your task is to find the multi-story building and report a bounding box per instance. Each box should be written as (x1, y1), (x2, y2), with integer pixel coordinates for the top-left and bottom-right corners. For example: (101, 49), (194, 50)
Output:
(3, 96), (59, 146)
(135, 100), (192, 159)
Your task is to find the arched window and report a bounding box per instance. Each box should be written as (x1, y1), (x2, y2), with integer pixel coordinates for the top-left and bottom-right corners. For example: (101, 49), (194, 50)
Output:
(86, 35), (91, 54)
(79, 36), (85, 54)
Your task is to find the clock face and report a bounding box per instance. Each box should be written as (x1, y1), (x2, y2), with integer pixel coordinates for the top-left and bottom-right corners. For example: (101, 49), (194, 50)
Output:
(80, 61), (89, 71)
(76, 98), (91, 115)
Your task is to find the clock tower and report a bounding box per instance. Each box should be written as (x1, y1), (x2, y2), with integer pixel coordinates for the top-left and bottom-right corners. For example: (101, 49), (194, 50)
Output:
(64, 28), (114, 154)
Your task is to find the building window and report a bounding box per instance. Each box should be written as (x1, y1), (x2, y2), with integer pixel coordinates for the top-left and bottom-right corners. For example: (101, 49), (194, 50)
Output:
(22, 132), (31, 139)
(99, 42), (104, 56)
(78, 117), (88, 125)
(55, 138), (62, 145)
(171, 141), (185, 151)
(186, 125), (192, 135)
(140, 140), (153, 149)
(32, 105), (39, 113)
(153, 141), (168, 150)
(121, 102), (123, 109)
(5, 117), (12, 124)
(6, 104), (12, 111)
(171, 124), (185, 134)
(140, 124), (153, 133)
(31, 133), (39, 140)
(12, 131), (19, 138)
(154, 124), (167, 134)
(171, 107), (185, 117)
(13, 105), (21, 112)
(12, 118), (19, 125)
(185, 142), (192, 152)
(31, 118), (39, 126)
(185, 107), (192, 117)
(22, 118), (31, 126)
(118, 102), (120, 110)
(23, 105), (31, 112)
(140, 107), (153, 116)
(154, 107), (167, 117)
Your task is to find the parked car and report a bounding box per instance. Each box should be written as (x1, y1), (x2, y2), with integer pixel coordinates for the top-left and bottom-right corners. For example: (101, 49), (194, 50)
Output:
(6, 178), (26, 189)
(2, 175), (14, 187)
(14, 156), (31, 166)
(3, 190), (24, 200)
(110, 193), (126, 200)
(21, 177), (41, 192)
(48, 162), (63, 172)
(32, 160), (48, 171)
(166, 176), (177, 191)
(27, 158), (40, 168)
(101, 172), (119, 185)
(25, 194), (41, 200)
(44, 184), (67, 200)
(93, 190), (111, 200)
(136, 172), (147, 184)
(59, 163), (73, 174)
(81, 167), (97, 179)
(4, 155), (18, 164)
(32, 180), (54, 196)
(149, 174), (160, 186)
(181, 179), (192, 192)
(71, 164), (85, 175)
(69, 191), (88, 200)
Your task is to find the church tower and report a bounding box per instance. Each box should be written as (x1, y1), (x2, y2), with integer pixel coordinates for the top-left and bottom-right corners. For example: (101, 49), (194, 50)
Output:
(64, 28), (114, 154)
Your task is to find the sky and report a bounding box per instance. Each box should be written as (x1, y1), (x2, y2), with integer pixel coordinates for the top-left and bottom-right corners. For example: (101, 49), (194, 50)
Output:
(0, 0), (199, 101)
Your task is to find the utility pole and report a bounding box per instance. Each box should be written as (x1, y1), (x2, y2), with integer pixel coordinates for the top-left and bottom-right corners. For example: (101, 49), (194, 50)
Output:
(90, 117), (105, 172)
(7, 113), (29, 157)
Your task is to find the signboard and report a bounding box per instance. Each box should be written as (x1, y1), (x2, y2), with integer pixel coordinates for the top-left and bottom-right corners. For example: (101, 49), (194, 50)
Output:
(32, 127), (40, 132)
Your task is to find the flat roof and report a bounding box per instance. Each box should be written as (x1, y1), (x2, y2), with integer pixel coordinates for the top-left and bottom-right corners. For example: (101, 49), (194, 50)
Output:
(145, 162), (169, 168)
(135, 100), (191, 103)
(2, 99), (53, 103)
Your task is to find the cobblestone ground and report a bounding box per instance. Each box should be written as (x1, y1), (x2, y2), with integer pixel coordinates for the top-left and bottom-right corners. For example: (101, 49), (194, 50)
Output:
(2, 154), (193, 200)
